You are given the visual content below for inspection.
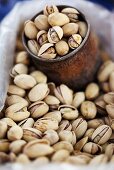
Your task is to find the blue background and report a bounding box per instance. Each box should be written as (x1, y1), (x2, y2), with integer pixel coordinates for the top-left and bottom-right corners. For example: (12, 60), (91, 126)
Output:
(0, 0), (114, 21)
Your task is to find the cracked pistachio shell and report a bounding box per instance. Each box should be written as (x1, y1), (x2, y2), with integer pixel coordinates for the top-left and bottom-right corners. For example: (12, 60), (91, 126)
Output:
(15, 51), (29, 65)
(97, 60), (114, 82)
(62, 23), (79, 37)
(83, 142), (102, 155)
(109, 71), (114, 91)
(6, 95), (28, 106)
(30, 70), (47, 83)
(14, 74), (36, 90)
(8, 85), (26, 97)
(95, 95), (107, 116)
(28, 40), (40, 55)
(44, 5), (59, 16)
(44, 95), (60, 110)
(48, 12), (69, 26)
(0, 121), (7, 139)
(72, 118), (87, 139)
(23, 139), (54, 158)
(38, 43), (56, 59)
(84, 128), (95, 140)
(72, 92), (85, 108)
(90, 154), (108, 164)
(29, 101), (49, 118)
(7, 126), (23, 141)
(37, 30), (48, 46)
(23, 128), (42, 142)
(51, 149), (70, 162)
(81, 101), (97, 119)
(54, 84), (73, 105)
(16, 154), (30, 164)
(43, 129), (59, 145)
(106, 104), (114, 119)
(10, 64), (28, 78)
(78, 21), (87, 38)
(1, 118), (16, 128)
(85, 83), (99, 100)
(34, 15), (49, 30)
(59, 130), (76, 145)
(57, 120), (72, 133)
(104, 92), (114, 104)
(68, 34), (82, 49)
(55, 40), (69, 56)
(28, 83), (49, 102)
(74, 136), (88, 151)
(43, 111), (62, 123)
(58, 105), (79, 120)
(48, 26), (63, 43)
(0, 139), (10, 153)
(24, 20), (38, 39)
(34, 117), (58, 132)
(18, 118), (34, 129)
(91, 125), (112, 145)
(9, 140), (26, 154)
(53, 141), (73, 153)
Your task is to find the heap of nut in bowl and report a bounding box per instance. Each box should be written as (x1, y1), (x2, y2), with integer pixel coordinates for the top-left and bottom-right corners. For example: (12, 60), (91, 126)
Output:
(24, 5), (87, 59)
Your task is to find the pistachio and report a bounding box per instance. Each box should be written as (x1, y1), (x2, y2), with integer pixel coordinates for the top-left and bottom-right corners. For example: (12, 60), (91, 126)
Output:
(83, 142), (102, 155)
(87, 119), (104, 129)
(8, 85), (26, 97)
(0, 139), (10, 153)
(74, 136), (88, 151)
(91, 125), (112, 145)
(66, 155), (89, 165)
(62, 23), (79, 37)
(101, 82), (110, 93)
(34, 15), (49, 30)
(38, 43), (56, 59)
(0, 152), (10, 164)
(95, 95), (107, 116)
(109, 72), (114, 91)
(14, 74), (36, 90)
(81, 101), (97, 119)
(9, 140), (26, 154)
(72, 118), (87, 139)
(30, 70), (47, 83)
(44, 95), (60, 110)
(48, 12), (70, 27)
(18, 118), (34, 129)
(44, 111), (62, 123)
(0, 121), (7, 139)
(15, 51), (29, 65)
(104, 92), (114, 104)
(106, 104), (114, 119)
(78, 21), (88, 38)
(84, 128), (95, 140)
(33, 156), (49, 165)
(54, 84), (73, 105)
(24, 20), (38, 39)
(57, 120), (72, 133)
(90, 154), (108, 164)
(28, 40), (40, 55)
(53, 141), (73, 153)
(10, 64), (28, 78)
(72, 92), (85, 108)
(37, 30), (48, 46)
(51, 149), (70, 162)
(110, 155), (114, 163)
(105, 143), (114, 161)
(23, 140), (54, 158)
(1, 118), (16, 128)
(34, 117), (58, 132)
(48, 82), (56, 95)
(48, 26), (63, 43)
(7, 125), (23, 141)
(16, 154), (30, 164)
(43, 129), (59, 145)
(29, 101), (49, 118)
(28, 83), (49, 102)
(44, 5), (59, 16)
(85, 83), (99, 100)
(6, 95), (28, 106)
(23, 128), (42, 142)
(59, 130), (76, 145)
(55, 40), (69, 56)
(58, 105), (79, 120)
(68, 34), (82, 49)
(107, 117), (114, 131)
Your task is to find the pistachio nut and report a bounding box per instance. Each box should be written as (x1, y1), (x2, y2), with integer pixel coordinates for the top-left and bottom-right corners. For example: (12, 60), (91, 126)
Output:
(37, 30), (48, 46)
(1, 118), (16, 128)
(30, 70), (47, 83)
(109, 71), (114, 91)
(0, 139), (10, 153)
(34, 14), (49, 30)
(48, 26), (63, 43)
(7, 125), (23, 141)
(72, 118), (87, 139)
(6, 95), (28, 106)
(48, 12), (70, 27)
(33, 156), (49, 165)
(78, 21), (87, 38)
(53, 141), (73, 153)
(95, 95), (107, 116)
(23, 139), (54, 158)
(107, 117), (114, 131)
(91, 125), (112, 145)
(24, 20), (38, 39)
(38, 43), (56, 59)
(48, 82), (55, 95)
(51, 149), (70, 162)
(57, 120), (72, 133)
(29, 101), (49, 118)
(8, 85), (26, 97)
(85, 83), (99, 100)
(109, 133), (114, 143)
(106, 104), (114, 119)
(72, 92), (85, 108)
(44, 5), (59, 16)
(90, 154), (108, 164)
(0, 121), (7, 139)
(28, 40), (40, 55)
(84, 128), (95, 140)
(87, 119), (104, 129)
(16, 154), (30, 164)
(98, 60), (114, 82)
(14, 74), (36, 90)
(68, 34), (82, 49)
(23, 128), (42, 142)
(34, 117), (58, 132)
(103, 92), (114, 104)
(15, 51), (29, 65)
(28, 83), (49, 102)
(0, 152), (10, 164)
(9, 152), (17, 162)
(66, 155), (89, 165)
(44, 111), (62, 123)
(105, 143), (114, 161)
(83, 142), (102, 155)
(62, 23), (79, 37)
(18, 118), (34, 129)
(101, 82), (110, 93)
(54, 84), (73, 105)
(43, 129), (59, 145)
(81, 101), (97, 119)
(9, 140), (26, 154)
(59, 130), (76, 145)
(58, 105), (79, 120)
(74, 136), (88, 151)
(55, 40), (69, 56)
(44, 95), (60, 110)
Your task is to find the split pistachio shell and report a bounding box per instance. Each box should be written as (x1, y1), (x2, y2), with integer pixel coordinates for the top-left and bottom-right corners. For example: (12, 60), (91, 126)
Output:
(62, 23), (79, 37)
(1, 118), (17, 128)
(29, 101), (49, 118)
(28, 40), (40, 55)
(43, 129), (59, 145)
(83, 142), (102, 155)
(74, 136), (88, 151)
(37, 30), (48, 46)
(78, 21), (88, 38)
(44, 5), (59, 16)
(0, 121), (7, 139)
(44, 111), (62, 123)
(59, 130), (76, 145)
(30, 70), (47, 83)
(9, 140), (26, 154)
(91, 125), (112, 145)
(6, 95), (28, 106)
(18, 118), (34, 129)
(15, 51), (29, 65)
(8, 85), (26, 97)
(87, 119), (104, 129)
(53, 141), (73, 153)
(84, 128), (95, 140)
(57, 120), (72, 133)
(85, 83), (99, 100)
(95, 95), (107, 115)
(23, 128), (42, 142)
(0, 140), (10, 153)
(51, 149), (69, 162)
(55, 40), (69, 56)
(68, 34), (82, 49)
(34, 15), (49, 30)
(10, 64), (28, 78)
(24, 20), (38, 39)
(28, 83), (49, 102)
(44, 95), (60, 110)
(90, 154), (108, 164)
(48, 26), (63, 43)
(48, 12), (70, 26)
(7, 126), (23, 141)
(14, 74), (36, 90)
(72, 92), (85, 108)
(48, 82), (56, 95)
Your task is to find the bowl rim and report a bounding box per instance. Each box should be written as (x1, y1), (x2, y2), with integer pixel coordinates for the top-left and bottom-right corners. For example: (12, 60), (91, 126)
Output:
(22, 5), (90, 63)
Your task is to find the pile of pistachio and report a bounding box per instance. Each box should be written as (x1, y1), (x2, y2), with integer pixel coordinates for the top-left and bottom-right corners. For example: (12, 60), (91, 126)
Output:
(24, 5), (87, 59)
